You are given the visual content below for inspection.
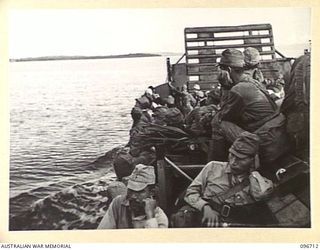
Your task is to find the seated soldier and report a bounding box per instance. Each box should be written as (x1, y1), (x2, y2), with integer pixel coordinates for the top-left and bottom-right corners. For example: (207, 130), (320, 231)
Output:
(205, 85), (222, 107)
(169, 83), (196, 117)
(130, 87), (157, 129)
(191, 84), (205, 108)
(243, 47), (265, 84)
(185, 104), (219, 137)
(172, 132), (275, 227)
(211, 48), (290, 164)
(129, 108), (155, 156)
(98, 164), (168, 229)
(242, 47), (283, 107)
(266, 74), (286, 107)
(163, 95), (184, 128)
(113, 146), (155, 181)
(219, 47), (266, 107)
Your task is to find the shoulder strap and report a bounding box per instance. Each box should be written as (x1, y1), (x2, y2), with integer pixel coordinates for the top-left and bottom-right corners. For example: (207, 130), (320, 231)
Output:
(126, 207), (133, 228)
(217, 175), (250, 201)
(249, 78), (278, 111)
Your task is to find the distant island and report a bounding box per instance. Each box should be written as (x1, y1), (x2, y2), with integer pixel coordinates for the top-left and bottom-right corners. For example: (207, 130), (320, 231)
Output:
(9, 53), (162, 62)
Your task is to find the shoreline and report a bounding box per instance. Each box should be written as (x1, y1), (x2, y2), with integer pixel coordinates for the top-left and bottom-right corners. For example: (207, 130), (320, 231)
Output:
(9, 53), (162, 62)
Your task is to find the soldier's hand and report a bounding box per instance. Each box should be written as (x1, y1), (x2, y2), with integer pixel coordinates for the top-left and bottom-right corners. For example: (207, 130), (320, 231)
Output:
(218, 70), (233, 90)
(202, 205), (220, 227)
(144, 198), (156, 219)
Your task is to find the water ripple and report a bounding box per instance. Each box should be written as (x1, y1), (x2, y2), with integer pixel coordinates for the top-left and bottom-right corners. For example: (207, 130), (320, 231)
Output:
(9, 56), (181, 228)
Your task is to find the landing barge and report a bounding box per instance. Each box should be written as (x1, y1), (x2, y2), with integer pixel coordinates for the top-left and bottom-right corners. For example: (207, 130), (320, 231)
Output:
(110, 24), (311, 228)
(151, 24), (310, 227)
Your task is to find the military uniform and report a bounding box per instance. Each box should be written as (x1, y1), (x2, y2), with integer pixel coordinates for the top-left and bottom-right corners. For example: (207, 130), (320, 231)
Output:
(98, 165), (169, 229)
(211, 49), (290, 163)
(172, 132), (275, 227)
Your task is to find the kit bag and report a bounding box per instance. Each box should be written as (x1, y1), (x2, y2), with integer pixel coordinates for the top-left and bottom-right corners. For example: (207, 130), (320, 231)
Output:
(249, 171), (274, 201)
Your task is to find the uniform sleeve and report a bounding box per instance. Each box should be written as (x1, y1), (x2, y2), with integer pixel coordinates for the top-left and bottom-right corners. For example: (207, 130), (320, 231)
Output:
(185, 108), (196, 126)
(189, 94), (197, 108)
(145, 207), (169, 228)
(184, 163), (211, 211)
(218, 89), (244, 122)
(97, 199), (118, 229)
(168, 84), (184, 97)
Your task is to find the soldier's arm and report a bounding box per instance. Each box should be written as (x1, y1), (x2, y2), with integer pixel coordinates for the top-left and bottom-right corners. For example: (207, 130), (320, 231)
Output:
(97, 199), (118, 229)
(184, 163), (212, 211)
(218, 90), (244, 122)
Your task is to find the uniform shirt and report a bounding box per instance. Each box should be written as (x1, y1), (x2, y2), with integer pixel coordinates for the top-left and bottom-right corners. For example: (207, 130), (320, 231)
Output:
(169, 85), (195, 116)
(98, 195), (168, 229)
(181, 92), (196, 115)
(251, 68), (265, 84)
(184, 161), (253, 212)
(218, 73), (277, 132)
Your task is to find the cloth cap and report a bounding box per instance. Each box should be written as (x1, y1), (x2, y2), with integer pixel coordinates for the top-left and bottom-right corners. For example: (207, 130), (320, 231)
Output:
(145, 88), (153, 96)
(219, 49), (245, 68)
(165, 95), (175, 105)
(229, 131), (260, 159)
(196, 91), (205, 98)
(153, 93), (160, 99)
(244, 47), (261, 66)
(127, 164), (155, 191)
(193, 84), (201, 90)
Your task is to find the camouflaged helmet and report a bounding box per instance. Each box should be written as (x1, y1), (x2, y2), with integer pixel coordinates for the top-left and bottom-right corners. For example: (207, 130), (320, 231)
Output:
(244, 47), (261, 67)
(219, 49), (245, 68)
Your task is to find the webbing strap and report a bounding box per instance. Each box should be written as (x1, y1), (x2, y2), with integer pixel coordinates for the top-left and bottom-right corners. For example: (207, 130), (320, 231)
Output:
(217, 176), (250, 201)
(249, 77), (278, 111)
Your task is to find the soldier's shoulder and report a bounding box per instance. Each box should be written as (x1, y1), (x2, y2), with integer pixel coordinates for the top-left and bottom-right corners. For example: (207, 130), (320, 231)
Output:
(231, 81), (255, 93)
(112, 194), (127, 205)
(205, 161), (228, 170)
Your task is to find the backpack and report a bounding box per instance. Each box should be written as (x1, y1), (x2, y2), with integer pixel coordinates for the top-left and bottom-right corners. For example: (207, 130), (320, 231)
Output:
(280, 55), (310, 156)
(165, 107), (184, 127)
(249, 171), (274, 201)
(281, 54), (310, 115)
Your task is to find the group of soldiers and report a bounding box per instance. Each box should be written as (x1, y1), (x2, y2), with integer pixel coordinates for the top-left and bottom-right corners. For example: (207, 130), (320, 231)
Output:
(98, 47), (310, 228)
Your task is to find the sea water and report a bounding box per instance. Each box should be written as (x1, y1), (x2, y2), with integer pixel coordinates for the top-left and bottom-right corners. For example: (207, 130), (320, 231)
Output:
(9, 56), (181, 230)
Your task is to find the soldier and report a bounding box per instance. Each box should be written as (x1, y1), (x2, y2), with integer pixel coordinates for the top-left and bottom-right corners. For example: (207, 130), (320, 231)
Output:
(98, 164), (168, 229)
(172, 132), (274, 227)
(191, 84), (205, 108)
(169, 83), (196, 117)
(211, 48), (290, 164)
(130, 87), (156, 129)
(243, 47), (265, 84)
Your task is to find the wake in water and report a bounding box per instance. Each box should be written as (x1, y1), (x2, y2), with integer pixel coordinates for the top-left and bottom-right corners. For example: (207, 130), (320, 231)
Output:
(9, 146), (124, 230)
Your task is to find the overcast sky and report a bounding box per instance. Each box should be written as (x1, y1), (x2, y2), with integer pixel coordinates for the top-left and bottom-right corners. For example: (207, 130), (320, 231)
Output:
(8, 8), (311, 58)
